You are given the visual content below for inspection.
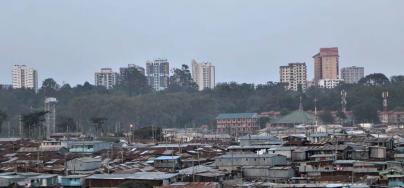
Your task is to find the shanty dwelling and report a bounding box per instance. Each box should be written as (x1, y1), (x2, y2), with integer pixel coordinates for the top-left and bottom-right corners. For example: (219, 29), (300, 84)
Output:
(65, 141), (111, 153)
(0, 173), (30, 187)
(85, 172), (178, 188)
(387, 175), (404, 187)
(39, 140), (66, 150)
(242, 166), (295, 182)
(349, 145), (369, 160)
(238, 135), (282, 146)
(306, 145), (352, 160)
(215, 153), (287, 171)
(158, 182), (221, 188)
(61, 175), (89, 188)
(369, 146), (387, 160)
(24, 174), (59, 187)
(67, 157), (102, 174)
(178, 165), (230, 182)
(291, 148), (308, 162)
(307, 132), (330, 143)
(267, 146), (298, 159)
(154, 156), (182, 171)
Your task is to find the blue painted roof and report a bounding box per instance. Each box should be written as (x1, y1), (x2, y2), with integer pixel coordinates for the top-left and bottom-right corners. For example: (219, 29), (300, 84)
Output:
(154, 156), (180, 160)
(216, 113), (258, 120)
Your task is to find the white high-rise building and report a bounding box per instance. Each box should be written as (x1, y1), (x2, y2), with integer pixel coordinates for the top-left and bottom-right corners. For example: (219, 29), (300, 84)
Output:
(12, 65), (38, 91)
(191, 59), (215, 91)
(95, 68), (119, 89)
(280, 63), (307, 91)
(146, 59), (170, 91)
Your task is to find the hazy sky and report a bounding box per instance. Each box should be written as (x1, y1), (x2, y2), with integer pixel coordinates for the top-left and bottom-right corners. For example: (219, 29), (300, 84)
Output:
(0, 0), (403, 86)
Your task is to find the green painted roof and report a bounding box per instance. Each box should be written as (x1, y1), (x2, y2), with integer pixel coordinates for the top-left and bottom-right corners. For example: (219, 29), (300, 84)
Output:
(271, 110), (314, 125)
(216, 113), (258, 120)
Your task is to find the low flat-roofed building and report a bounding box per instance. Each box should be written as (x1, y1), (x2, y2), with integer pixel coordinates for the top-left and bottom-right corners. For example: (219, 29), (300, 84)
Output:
(215, 153), (287, 171)
(239, 135), (282, 146)
(65, 141), (111, 153)
(61, 175), (89, 188)
(242, 166), (295, 181)
(67, 157), (102, 174)
(154, 156), (182, 171)
(85, 172), (178, 188)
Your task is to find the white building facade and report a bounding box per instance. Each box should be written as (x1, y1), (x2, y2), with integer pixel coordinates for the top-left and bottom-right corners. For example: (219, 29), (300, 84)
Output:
(12, 65), (38, 91)
(191, 59), (215, 91)
(94, 68), (119, 89)
(318, 79), (344, 89)
(280, 63), (307, 91)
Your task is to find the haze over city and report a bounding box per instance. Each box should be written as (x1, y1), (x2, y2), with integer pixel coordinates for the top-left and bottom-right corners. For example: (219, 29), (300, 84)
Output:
(1, 0), (404, 85)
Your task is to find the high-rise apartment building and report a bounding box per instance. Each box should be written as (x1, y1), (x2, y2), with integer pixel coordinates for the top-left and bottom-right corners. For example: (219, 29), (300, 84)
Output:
(12, 65), (38, 91)
(280, 63), (307, 91)
(191, 59), (215, 91)
(146, 59), (170, 91)
(341, 66), (364, 84)
(95, 68), (119, 89)
(313, 47), (339, 84)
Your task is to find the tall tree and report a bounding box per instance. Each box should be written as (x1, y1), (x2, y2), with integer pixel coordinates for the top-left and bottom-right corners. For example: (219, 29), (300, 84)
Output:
(91, 117), (108, 137)
(22, 111), (48, 139)
(117, 68), (151, 96)
(0, 111), (7, 134)
(58, 116), (78, 133)
(359, 73), (390, 86)
(40, 78), (60, 97)
(167, 64), (198, 92)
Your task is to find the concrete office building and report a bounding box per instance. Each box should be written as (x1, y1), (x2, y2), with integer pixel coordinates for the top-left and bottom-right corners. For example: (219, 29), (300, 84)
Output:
(146, 59), (170, 91)
(11, 65), (38, 91)
(313, 48), (339, 84)
(191, 59), (215, 91)
(280, 63), (307, 91)
(341, 66), (364, 84)
(94, 68), (119, 89)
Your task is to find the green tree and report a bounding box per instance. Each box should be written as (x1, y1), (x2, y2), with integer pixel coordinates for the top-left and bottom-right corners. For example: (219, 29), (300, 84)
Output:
(352, 101), (379, 123)
(90, 117), (108, 137)
(117, 68), (151, 96)
(359, 73), (390, 86)
(58, 116), (77, 133)
(0, 111), (7, 134)
(167, 64), (198, 92)
(22, 111), (48, 139)
(40, 78), (60, 97)
(319, 110), (335, 124)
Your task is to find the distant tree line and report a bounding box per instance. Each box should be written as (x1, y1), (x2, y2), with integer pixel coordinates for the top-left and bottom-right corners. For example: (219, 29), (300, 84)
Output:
(0, 68), (403, 136)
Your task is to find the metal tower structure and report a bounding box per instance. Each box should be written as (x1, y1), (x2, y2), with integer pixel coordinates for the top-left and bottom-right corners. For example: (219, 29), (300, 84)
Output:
(341, 90), (347, 113)
(44, 97), (58, 138)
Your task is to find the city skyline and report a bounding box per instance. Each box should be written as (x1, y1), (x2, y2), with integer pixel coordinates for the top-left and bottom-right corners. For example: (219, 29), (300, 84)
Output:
(1, 0), (404, 86)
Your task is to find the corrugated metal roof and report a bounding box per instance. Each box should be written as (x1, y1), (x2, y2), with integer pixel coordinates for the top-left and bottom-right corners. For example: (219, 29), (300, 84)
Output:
(154, 156), (180, 160)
